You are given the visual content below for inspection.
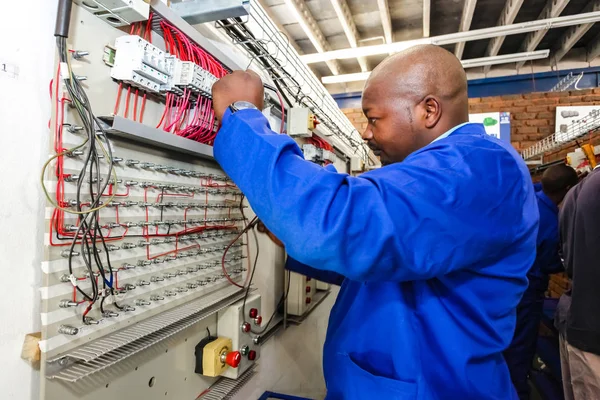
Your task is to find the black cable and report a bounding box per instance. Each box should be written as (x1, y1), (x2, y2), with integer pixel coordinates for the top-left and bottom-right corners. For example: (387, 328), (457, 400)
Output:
(235, 196), (291, 336)
(57, 36), (117, 322)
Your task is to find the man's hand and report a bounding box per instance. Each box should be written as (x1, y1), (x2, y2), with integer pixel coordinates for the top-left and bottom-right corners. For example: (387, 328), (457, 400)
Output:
(212, 70), (264, 121)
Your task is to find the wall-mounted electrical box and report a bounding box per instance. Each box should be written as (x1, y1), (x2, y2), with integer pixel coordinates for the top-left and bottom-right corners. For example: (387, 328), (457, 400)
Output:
(217, 294), (261, 379)
(286, 272), (316, 317)
(288, 107), (314, 138)
(350, 155), (364, 172)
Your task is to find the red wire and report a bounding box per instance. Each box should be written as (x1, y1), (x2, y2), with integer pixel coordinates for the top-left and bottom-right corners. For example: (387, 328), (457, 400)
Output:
(124, 86), (131, 119)
(113, 82), (123, 116)
(140, 93), (147, 123)
(145, 13), (153, 42)
(133, 89), (139, 121)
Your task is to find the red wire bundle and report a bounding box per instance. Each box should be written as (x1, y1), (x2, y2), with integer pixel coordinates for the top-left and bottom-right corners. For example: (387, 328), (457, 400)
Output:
(307, 134), (333, 151)
(156, 19), (228, 145)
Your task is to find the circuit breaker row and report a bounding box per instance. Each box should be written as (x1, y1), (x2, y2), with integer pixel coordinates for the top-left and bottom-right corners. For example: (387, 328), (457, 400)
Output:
(110, 35), (218, 95)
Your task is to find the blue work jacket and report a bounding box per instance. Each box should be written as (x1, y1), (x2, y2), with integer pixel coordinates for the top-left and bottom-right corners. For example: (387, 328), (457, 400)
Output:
(214, 109), (538, 400)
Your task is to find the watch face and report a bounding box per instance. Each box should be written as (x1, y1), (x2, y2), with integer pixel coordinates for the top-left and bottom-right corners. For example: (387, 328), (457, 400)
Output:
(231, 101), (258, 111)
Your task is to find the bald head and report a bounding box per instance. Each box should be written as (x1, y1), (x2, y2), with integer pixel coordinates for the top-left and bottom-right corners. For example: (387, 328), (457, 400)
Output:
(361, 45), (469, 164)
(541, 164), (578, 205)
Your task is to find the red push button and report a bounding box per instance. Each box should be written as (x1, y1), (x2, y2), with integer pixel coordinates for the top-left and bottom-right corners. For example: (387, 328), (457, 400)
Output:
(306, 286), (311, 293)
(248, 350), (257, 361)
(254, 315), (262, 326)
(225, 351), (241, 368)
(249, 308), (258, 318)
(306, 297), (311, 304)
(241, 322), (251, 333)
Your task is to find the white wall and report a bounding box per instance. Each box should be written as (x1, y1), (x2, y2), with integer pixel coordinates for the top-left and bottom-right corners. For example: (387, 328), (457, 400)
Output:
(0, 1), (57, 399)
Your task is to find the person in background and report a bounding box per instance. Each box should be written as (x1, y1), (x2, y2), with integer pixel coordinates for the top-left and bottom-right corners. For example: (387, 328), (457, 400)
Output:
(556, 166), (600, 400)
(503, 164), (578, 400)
(210, 44), (538, 399)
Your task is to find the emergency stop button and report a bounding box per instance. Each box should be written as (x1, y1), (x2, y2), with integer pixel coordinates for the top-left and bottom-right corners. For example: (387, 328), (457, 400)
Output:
(224, 351), (241, 368)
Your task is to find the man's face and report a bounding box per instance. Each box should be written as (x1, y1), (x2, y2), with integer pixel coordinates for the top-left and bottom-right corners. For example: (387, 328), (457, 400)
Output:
(361, 80), (419, 165)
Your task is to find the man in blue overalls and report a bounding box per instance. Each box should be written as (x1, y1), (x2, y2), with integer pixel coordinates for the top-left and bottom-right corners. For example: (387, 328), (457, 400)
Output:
(211, 45), (538, 399)
(503, 164), (578, 399)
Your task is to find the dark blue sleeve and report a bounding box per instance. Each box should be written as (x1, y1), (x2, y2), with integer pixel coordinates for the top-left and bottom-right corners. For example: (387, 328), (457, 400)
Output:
(285, 256), (345, 286)
(537, 208), (563, 274)
(214, 109), (535, 282)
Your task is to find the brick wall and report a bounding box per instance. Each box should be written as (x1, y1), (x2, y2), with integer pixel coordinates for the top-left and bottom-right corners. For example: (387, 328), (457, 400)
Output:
(342, 88), (600, 298)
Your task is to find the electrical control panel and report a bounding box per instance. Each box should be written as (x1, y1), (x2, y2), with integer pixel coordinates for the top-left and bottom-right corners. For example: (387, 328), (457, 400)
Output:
(41, 5), (253, 390)
(286, 272), (316, 317)
(217, 294), (261, 379)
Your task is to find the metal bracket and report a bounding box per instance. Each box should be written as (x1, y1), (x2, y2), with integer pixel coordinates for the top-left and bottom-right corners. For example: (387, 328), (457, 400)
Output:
(171, 0), (250, 25)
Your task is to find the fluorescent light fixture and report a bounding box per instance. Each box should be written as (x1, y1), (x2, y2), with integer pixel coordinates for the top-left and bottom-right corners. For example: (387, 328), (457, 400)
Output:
(302, 11), (600, 64)
(461, 49), (549, 68)
(321, 50), (550, 84)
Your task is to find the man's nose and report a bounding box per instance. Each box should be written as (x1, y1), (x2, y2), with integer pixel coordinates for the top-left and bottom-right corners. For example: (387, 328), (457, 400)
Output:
(361, 126), (373, 141)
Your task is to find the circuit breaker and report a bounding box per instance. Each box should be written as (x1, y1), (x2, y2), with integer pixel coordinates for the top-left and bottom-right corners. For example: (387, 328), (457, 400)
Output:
(217, 294), (262, 379)
(286, 272), (316, 316)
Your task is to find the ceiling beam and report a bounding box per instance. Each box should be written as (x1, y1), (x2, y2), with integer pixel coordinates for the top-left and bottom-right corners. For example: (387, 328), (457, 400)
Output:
(321, 50), (550, 84)
(586, 31), (600, 61)
(256, 0), (304, 55)
(515, 0), (570, 70)
(552, 1), (600, 64)
(300, 10), (600, 63)
(454, 0), (477, 60)
(376, 0), (393, 44)
(283, 0), (343, 75)
(423, 0), (431, 37)
(329, 0), (369, 72)
(482, 0), (525, 73)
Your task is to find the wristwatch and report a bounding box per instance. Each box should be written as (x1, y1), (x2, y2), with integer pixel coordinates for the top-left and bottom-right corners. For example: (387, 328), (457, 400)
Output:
(228, 101), (259, 113)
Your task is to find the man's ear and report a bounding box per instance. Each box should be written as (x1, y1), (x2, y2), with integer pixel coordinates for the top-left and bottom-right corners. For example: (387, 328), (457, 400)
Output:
(423, 96), (442, 129)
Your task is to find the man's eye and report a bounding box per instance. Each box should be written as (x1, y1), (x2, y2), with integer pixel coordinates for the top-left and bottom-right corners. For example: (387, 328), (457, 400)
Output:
(368, 118), (377, 125)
